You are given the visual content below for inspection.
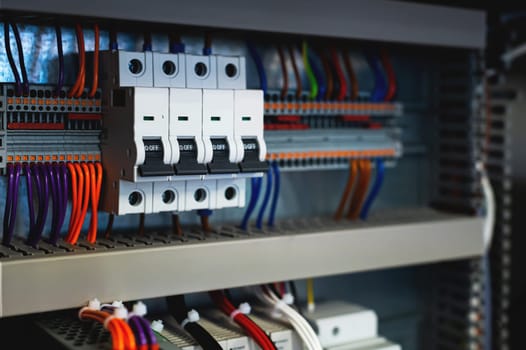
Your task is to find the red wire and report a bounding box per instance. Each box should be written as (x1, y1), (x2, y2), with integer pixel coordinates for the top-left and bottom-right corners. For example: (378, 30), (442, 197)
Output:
(210, 291), (276, 350)
(380, 50), (396, 101)
(288, 46), (302, 99)
(330, 48), (347, 102)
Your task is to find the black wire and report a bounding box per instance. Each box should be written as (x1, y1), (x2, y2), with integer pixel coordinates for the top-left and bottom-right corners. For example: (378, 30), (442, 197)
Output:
(11, 22), (29, 94)
(166, 295), (223, 350)
(104, 214), (114, 239)
(4, 22), (22, 95)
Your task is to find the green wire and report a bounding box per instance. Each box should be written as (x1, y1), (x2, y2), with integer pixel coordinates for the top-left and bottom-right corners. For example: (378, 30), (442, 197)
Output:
(302, 41), (318, 99)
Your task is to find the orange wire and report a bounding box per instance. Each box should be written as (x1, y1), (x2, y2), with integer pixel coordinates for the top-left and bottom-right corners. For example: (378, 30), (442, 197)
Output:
(343, 51), (359, 101)
(71, 163), (91, 243)
(334, 160), (357, 221)
(87, 162), (103, 243)
(346, 160), (372, 219)
(88, 24), (100, 98)
(68, 24), (86, 98)
(288, 45), (302, 99)
(66, 163), (78, 241)
(68, 163), (84, 242)
(116, 318), (137, 350)
(80, 310), (126, 350)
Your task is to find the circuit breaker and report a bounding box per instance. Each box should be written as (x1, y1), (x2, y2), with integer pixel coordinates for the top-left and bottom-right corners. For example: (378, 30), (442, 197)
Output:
(100, 50), (266, 215)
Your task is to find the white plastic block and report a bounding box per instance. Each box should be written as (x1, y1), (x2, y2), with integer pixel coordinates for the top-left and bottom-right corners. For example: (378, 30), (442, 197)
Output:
(202, 89), (237, 163)
(117, 51), (153, 87)
(153, 52), (186, 88)
(225, 336), (250, 350)
(216, 55), (246, 90)
(185, 180), (217, 211)
(234, 90), (266, 162)
(327, 337), (401, 350)
(307, 301), (378, 348)
(117, 180), (153, 215)
(168, 88), (205, 165)
(216, 178), (246, 209)
(153, 181), (186, 212)
(133, 87), (171, 166)
(185, 54), (217, 89)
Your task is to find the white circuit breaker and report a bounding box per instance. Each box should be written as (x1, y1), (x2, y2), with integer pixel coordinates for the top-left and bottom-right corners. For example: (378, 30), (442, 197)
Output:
(100, 50), (267, 215)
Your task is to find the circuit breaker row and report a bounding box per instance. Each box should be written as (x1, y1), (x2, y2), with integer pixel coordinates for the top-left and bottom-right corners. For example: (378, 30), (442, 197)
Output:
(100, 51), (266, 215)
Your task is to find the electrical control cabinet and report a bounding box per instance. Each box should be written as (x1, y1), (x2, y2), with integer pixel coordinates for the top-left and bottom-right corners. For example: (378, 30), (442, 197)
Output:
(0, 2), (495, 350)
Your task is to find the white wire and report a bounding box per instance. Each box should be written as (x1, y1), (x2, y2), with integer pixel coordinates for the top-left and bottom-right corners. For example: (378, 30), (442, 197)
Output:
(254, 288), (323, 350)
(477, 161), (495, 252)
(501, 42), (526, 68)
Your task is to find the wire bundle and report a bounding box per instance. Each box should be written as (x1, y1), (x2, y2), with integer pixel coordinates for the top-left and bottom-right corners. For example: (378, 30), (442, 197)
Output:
(255, 287), (322, 350)
(79, 301), (136, 350)
(4, 22), (29, 95)
(210, 290), (277, 350)
(346, 159), (372, 219)
(241, 162), (281, 230)
(101, 301), (159, 350)
(65, 162), (103, 245)
(68, 24), (86, 98)
(166, 295), (222, 350)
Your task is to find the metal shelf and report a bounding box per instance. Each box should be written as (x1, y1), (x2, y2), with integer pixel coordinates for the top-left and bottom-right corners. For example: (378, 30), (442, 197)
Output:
(0, 208), (483, 317)
(3, 0), (485, 49)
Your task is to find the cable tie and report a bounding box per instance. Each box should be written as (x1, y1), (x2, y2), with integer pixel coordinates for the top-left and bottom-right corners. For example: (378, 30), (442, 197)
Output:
(78, 307), (90, 320)
(181, 309), (200, 328)
(88, 298), (101, 310)
(282, 293), (294, 305)
(114, 306), (129, 320)
(103, 315), (117, 329)
(132, 301), (148, 317)
(230, 302), (251, 320)
(151, 320), (164, 333)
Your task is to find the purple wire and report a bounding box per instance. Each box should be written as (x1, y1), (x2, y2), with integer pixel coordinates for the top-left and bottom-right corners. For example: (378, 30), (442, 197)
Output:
(55, 25), (64, 94)
(47, 164), (60, 244)
(4, 23), (22, 96)
(28, 164), (50, 246)
(57, 164), (68, 236)
(6, 164), (22, 245)
(24, 164), (35, 232)
(11, 22), (29, 94)
(128, 316), (148, 347)
(3, 164), (15, 246)
(137, 316), (158, 347)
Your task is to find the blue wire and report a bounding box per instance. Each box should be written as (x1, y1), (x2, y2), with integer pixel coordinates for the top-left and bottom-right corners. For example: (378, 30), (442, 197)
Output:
(268, 162), (281, 227)
(359, 159), (385, 220)
(256, 168), (273, 229)
(240, 177), (263, 230)
(365, 52), (387, 102)
(247, 42), (267, 94)
(307, 48), (326, 100)
(484, 254), (492, 349)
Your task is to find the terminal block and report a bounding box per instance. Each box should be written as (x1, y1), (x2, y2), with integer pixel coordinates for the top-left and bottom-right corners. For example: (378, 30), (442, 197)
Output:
(100, 50), (267, 215)
(0, 84), (102, 172)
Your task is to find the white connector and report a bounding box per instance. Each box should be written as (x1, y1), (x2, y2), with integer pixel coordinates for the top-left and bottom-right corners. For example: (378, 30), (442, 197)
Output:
(87, 298), (101, 310)
(153, 52), (186, 88)
(216, 55), (246, 90)
(117, 51), (154, 87)
(234, 90), (266, 163)
(185, 54), (217, 89)
(151, 319), (164, 333)
(132, 301), (148, 317)
(114, 306), (129, 320)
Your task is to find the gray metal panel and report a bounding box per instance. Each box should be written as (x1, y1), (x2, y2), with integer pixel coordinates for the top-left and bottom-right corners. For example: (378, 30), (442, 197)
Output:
(0, 213), (483, 317)
(2, 0), (485, 49)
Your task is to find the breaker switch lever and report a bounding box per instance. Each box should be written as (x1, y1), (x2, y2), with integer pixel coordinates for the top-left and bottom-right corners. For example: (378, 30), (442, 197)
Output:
(174, 138), (208, 175)
(138, 138), (174, 177)
(239, 138), (268, 172)
(208, 138), (240, 174)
